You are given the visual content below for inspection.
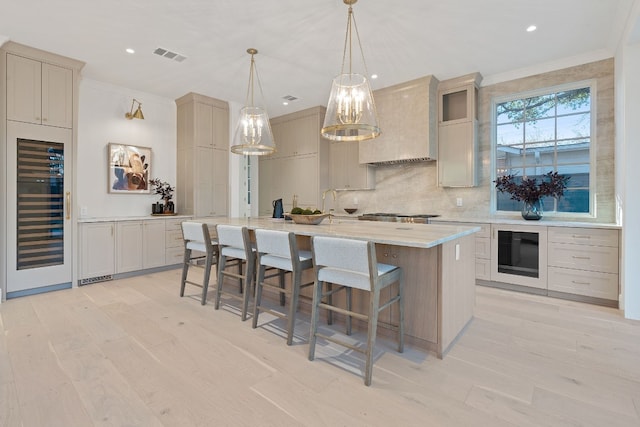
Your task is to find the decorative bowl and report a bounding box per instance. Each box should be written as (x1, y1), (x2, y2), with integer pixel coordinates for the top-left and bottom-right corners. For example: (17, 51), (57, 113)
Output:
(344, 208), (358, 214)
(286, 213), (330, 225)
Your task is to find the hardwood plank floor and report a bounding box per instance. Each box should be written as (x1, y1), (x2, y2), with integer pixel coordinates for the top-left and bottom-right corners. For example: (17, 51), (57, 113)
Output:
(1, 268), (640, 426)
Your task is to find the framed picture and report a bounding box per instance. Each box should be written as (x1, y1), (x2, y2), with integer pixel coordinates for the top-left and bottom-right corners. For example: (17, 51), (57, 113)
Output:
(108, 143), (151, 193)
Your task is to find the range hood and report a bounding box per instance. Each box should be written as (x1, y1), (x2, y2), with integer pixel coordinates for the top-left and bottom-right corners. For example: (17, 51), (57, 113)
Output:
(359, 75), (439, 165)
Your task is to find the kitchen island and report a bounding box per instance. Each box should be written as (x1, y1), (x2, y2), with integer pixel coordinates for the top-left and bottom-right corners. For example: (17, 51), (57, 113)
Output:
(199, 216), (480, 358)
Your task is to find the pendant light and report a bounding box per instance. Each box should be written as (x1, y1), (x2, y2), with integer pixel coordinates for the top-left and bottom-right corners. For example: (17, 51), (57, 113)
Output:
(231, 48), (276, 156)
(321, 0), (380, 142)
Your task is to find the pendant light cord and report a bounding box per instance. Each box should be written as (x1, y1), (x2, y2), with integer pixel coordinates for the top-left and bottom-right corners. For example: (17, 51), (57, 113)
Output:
(339, 4), (370, 78)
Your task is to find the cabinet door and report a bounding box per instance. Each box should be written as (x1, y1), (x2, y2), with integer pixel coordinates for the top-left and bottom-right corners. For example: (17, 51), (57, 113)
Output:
(212, 147), (229, 216)
(195, 146), (215, 217)
(116, 221), (144, 273)
(290, 114), (319, 156)
(438, 122), (476, 187)
(195, 102), (214, 147)
(41, 63), (73, 128)
(80, 222), (115, 279)
(212, 105), (229, 149)
(291, 155), (319, 209)
(143, 221), (166, 268)
(6, 54), (42, 125)
(259, 158), (279, 215)
(329, 141), (349, 189)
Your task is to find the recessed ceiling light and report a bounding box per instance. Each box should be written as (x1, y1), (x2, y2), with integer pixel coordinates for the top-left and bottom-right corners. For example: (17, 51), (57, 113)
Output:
(126, 48), (135, 54)
(526, 25), (537, 32)
(283, 101), (289, 106)
(371, 74), (378, 79)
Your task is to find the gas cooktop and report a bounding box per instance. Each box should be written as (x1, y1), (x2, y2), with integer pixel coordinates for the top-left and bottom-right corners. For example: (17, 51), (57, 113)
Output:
(358, 213), (440, 224)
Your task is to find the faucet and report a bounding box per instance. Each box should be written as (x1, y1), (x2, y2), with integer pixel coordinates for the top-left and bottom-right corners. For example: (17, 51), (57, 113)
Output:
(322, 189), (337, 213)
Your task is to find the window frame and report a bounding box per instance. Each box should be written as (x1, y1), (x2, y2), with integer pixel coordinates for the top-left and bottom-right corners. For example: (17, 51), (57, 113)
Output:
(490, 79), (597, 218)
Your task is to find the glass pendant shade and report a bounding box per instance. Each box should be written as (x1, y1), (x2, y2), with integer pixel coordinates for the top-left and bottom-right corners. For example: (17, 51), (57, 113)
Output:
(321, 0), (380, 142)
(230, 48), (276, 156)
(231, 105), (275, 156)
(322, 73), (380, 141)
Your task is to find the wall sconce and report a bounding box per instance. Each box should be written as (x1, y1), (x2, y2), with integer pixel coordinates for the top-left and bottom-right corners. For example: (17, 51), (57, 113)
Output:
(125, 99), (145, 120)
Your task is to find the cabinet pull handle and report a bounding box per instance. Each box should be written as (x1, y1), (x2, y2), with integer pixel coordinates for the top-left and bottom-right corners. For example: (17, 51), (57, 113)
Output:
(572, 255), (590, 260)
(572, 235), (590, 239)
(392, 254), (397, 259)
(111, 225), (114, 236)
(66, 192), (71, 219)
(572, 280), (590, 285)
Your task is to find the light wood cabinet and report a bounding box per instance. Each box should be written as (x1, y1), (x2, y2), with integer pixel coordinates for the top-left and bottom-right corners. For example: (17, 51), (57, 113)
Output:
(359, 75), (438, 164)
(437, 73), (482, 187)
(259, 106), (329, 215)
(6, 53), (73, 128)
(547, 227), (619, 302)
(165, 218), (186, 265)
(79, 222), (115, 282)
(431, 220), (490, 280)
(116, 221), (144, 273)
(143, 220), (166, 268)
(176, 93), (229, 217)
(329, 140), (375, 190)
(80, 217), (191, 281)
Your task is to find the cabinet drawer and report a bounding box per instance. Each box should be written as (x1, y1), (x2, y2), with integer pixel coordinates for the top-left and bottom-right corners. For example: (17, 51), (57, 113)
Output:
(165, 247), (184, 265)
(475, 236), (490, 259)
(165, 218), (186, 232)
(547, 227), (618, 247)
(548, 243), (618, 274)
(166, 229), (184, 248)
(548, 267), (618, 300)
(476, 258), (491, 280)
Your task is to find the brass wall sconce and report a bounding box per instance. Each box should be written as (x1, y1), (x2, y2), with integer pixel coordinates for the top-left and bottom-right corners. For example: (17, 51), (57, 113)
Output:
(125, 99), (145, 120)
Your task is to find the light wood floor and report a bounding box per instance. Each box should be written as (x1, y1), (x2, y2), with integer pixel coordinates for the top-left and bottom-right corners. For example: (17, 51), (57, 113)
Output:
(1, 268), (640, 426)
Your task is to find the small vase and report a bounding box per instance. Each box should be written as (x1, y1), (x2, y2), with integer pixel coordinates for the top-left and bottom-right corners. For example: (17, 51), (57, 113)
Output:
(521, 199), (543, 220)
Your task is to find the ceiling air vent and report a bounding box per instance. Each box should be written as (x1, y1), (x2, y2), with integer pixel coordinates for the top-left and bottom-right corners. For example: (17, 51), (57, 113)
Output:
(282, 95), (299, 102)
(153, 47), (187, 63)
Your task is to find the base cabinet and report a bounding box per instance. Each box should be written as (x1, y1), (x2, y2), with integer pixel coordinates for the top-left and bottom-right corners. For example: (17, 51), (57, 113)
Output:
(79, 217), (191, 283)
(79, 222), (115, 281)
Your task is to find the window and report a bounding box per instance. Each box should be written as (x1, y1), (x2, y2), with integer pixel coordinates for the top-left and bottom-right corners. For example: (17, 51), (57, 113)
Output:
(493, 82), (593, 214)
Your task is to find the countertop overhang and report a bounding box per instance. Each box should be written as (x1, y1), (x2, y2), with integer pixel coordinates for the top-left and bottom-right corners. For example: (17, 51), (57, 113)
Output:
(198, 217), (480, 249)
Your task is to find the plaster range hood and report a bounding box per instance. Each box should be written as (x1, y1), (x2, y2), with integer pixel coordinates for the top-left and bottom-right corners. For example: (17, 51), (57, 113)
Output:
(359, 75), (439, 165)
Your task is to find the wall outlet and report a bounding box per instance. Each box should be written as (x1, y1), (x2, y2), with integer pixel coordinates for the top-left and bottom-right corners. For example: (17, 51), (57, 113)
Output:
(80, 206), (88, 217)
(456, 197), (463, 207)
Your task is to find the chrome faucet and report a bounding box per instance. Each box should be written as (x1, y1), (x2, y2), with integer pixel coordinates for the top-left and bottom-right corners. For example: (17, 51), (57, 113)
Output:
(321, 189), (337, 213)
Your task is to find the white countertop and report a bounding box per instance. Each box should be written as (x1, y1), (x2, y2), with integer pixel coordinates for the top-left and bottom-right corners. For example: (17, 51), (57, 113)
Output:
(197, 217), (480, 249)
(431, 216), (621, 230)
(78, 214), (193, 223)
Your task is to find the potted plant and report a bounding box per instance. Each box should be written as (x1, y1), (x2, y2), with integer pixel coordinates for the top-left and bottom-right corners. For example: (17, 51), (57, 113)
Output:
(494, 171), (570, 220)
(150, 178), (175, 214)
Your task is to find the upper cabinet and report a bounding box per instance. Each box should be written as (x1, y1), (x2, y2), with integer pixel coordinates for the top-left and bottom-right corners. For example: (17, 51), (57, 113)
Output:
(6, 52), (75, 129)
(359, 75), (439, 165)
(329, 140), (375, 190)
(176, 92), (229, 217)
(258, 106), (329, 215)
(437, 72), (482, 187)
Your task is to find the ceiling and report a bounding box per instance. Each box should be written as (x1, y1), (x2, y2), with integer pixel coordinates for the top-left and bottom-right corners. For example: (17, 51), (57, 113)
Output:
(0, 0), (635, 118)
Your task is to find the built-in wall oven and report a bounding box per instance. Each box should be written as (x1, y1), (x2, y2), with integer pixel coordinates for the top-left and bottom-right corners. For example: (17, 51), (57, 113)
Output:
(490, 224), (548, 290)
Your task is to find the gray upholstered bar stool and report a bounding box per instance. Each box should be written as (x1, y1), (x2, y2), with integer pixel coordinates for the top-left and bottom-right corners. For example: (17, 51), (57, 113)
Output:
(308, 235), (404, 386)
(215, 224), (255, 321)
(253, 229), (314, 345)
(180, 221), (218, 305)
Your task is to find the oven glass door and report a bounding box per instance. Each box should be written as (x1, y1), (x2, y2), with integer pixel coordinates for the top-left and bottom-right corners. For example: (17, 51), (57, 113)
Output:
(491, 224), (547, 289)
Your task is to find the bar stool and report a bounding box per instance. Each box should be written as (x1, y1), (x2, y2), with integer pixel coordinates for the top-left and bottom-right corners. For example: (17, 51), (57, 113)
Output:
(180, 221), (218, 305)
(253, 229), (314, 345)
(215, 224), (255, 321)
(308, 236), (404, 386)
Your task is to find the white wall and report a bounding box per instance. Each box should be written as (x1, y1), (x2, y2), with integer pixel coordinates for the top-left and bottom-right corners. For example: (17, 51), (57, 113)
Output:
(77, 79), (176, 218)
(617, 1), (640, 319)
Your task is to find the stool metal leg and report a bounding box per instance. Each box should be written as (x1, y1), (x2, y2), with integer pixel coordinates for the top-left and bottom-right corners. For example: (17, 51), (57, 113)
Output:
(200, 248), (215, 305)
(365, 288), (381, 387)
(308, 279), (324, 361)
